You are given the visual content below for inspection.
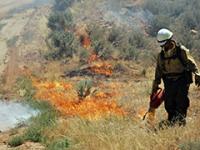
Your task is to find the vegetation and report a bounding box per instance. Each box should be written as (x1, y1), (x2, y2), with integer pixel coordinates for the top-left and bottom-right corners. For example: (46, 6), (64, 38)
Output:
(47, 0), (77, 59)
(143, 0), (200, 54)
(76, 79), (94, 99)
(6, 0), (200, 149)
(47, 138), (69, 150)
(8, 136), (24, 147)
(9, 76), (59, 147)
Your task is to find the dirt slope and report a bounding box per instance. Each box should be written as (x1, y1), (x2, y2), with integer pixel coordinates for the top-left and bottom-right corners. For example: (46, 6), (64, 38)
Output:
(0, 1), (51, 149)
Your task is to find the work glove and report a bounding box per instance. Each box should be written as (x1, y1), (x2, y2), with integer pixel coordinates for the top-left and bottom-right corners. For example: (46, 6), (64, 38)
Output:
(195, 73), (200, 87)
(151, 80), (160, 95)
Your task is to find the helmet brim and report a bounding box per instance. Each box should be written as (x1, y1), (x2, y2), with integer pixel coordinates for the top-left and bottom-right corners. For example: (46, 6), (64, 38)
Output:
(158, 41), (167, 46)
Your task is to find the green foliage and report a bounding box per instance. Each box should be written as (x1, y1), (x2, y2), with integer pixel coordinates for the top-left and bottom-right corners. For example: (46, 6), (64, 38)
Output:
(128, 31), (147, 49)
(47, 0), (76, 60)
(179, 141), (200, 150)
(16, 76), (35, 100)
(47, 31), (76, 59)
(121, 46), (139, 61)
(47, 138), (69, 150)
(16, 76), (58, 146)
(88, 24), (113, 59)
(108, 27), (124, 47)
(48, 11), (73, 31)
(8, 136), (24, 147)
(22, 100), (57, 144)
(79, 48), (90, 64)
(24, 127), (42, 142)
(76, 80), (93, 99)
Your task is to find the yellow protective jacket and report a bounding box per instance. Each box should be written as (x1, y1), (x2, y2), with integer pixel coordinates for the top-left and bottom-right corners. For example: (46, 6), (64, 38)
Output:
(153, 43), (199, 88)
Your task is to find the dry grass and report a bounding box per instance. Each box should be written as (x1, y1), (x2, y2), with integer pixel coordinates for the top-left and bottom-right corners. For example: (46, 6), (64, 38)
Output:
(42, 67), (200, 150)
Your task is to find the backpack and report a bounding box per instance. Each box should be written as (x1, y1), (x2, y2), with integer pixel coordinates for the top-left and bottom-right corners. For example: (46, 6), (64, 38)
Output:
(160, 44), (193, 83)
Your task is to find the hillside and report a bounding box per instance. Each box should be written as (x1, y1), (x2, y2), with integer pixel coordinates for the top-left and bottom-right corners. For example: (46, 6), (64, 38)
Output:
(0, 0), (200, 150)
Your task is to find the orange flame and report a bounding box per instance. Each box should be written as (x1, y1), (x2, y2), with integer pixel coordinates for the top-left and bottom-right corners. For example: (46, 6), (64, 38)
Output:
(137, 107), (156, 125)
(76, 24), (114, 76)
(88, 54), (98, 64)
(32, 78), (126, 119)
(81, 35), (91, 49)
(89, 62), (113, 76)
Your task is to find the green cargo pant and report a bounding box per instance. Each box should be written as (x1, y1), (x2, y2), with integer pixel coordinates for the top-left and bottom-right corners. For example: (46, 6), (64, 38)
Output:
(163, 76), (190, 126)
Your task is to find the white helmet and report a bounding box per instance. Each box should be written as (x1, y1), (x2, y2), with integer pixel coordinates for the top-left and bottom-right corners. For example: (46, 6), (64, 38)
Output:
(157, 28), (173, 46)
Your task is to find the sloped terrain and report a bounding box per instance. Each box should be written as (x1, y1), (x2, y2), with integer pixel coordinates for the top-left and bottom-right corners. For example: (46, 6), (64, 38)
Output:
(0, 0), (200, 150)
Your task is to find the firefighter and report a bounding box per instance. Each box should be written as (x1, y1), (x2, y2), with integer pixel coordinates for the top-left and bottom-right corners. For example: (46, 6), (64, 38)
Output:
(152, 28), (200, 126)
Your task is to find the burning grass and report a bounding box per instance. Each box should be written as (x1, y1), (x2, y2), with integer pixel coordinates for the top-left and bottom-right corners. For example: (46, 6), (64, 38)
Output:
(32, 78), (126, 119)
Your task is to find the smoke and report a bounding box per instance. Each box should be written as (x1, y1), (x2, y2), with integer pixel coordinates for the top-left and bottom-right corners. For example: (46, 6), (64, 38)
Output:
(71, 0), (153, 31)
(99, 0), (153, 30)
(8, 0), (53, 15)
(0, 101), (38, 132)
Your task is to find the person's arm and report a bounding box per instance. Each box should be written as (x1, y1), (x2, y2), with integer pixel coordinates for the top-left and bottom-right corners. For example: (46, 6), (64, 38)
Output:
(180, 45), (200, 75)
(180, 45), (200, 86)
(152, 54), (162, 94)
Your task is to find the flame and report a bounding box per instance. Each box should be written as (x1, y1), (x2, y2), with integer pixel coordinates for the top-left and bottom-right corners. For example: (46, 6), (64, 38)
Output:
(137, 107), (147, 119)
(32, 78), (126, 119)
(81, 35), (91, 49)
(89, 62), (113, 76)
(76, 24), (114, 76)
(76, 24), (92, 50)
(137, 107), (156, 125)
(88, 54), (98, 64)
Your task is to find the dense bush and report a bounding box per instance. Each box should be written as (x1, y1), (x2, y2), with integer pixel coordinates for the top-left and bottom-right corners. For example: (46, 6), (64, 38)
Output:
(48, 11), (73, 31)
(47, 138), (69, 150)
(8, 136), (24, 147)
(47, 0), (77, 60)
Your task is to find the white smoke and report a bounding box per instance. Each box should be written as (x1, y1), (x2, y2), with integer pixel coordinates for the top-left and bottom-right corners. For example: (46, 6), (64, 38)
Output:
(0, 101), (38, 132)
(99, 0), (153, 30)
(72, 0), (153, 31)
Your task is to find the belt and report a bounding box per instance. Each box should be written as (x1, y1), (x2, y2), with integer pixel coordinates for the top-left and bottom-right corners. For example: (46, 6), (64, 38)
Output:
(163, 72), (184, 79)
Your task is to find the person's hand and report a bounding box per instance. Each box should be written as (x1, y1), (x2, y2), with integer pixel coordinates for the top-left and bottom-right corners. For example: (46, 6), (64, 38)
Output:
(195, 74), (200, 87)
(151, 81), (159, 95)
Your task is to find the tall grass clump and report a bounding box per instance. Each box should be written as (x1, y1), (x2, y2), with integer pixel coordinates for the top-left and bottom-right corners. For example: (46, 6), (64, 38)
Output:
(8, 136), (24, 147)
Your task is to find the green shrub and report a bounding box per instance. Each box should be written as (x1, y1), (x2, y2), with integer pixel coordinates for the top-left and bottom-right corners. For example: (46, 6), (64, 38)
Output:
(179, 141), (200, 150)
(16, 76), (35, 100)
(48, 31), (76, 59)
(24, 127), (42, 143)
(76, 80), (93, 99)
(128, 31), (147, 48)
(48, 11), (73, 31)
(22, 101), (57, 143)
(47, 138), (69, 150)
(108, 27), (124, 47)
(121, 46), (139, 61)
(8, 136), (24, 147)
(79, 48), (90, 64)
